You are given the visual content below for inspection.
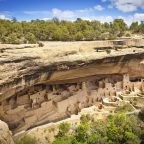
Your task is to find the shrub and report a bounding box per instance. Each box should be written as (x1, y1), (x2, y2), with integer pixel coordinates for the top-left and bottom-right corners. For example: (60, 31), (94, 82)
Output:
(45, 136), (50, 143)
(52, 113), (143, 144)
(25, 32), (37, 44)
(52, 29), (62, 41)
(125, 33), (131, 37)
(57, 122), (70, 137)
(98, 34), (107, 40)
(0, 49), (4, 53)
(52, 136), (78, 144)
(138, 107), (144, 121)
(108, 34), (116, 40)
(60, 29), (71, 41)
(74, 32), (84, 41)
(16, 135), (37, 144)
(124, 131), (141, 144)
(1, 36), (9, 44)
(106, 49), (111, 54)
(9, 33), (21, 44)
(75, 123), (90, 142)
(80, 114), (91, 123)
(38, 42), (44, 47)
(84, 30), (95, 41)
(115, 104), (134, 113)
(48, 126), (55, 133)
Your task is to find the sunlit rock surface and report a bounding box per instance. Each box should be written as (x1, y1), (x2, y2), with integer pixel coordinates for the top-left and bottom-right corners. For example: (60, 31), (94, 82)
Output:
(0, 39), (144, 134)
(0, 120), (14, 144)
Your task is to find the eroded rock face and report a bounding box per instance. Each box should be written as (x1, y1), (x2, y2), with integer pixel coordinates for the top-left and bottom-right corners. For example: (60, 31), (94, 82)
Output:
(0, 120), (14, 144)
(0, 39), (144, 134)
(0, 73), (144, 133)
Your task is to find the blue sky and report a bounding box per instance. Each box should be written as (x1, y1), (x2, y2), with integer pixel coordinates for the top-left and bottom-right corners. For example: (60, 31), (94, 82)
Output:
(0, 0), (144, 25)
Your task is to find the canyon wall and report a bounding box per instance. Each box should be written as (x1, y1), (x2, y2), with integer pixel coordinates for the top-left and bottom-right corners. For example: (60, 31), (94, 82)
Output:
(0, 39), (144, 133)
(0, 120), (14, 144)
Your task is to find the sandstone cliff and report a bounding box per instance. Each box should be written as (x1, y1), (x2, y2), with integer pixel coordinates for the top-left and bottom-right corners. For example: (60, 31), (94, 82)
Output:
(0, 120), (14, 144)
(0, 39), (144, 93)
(0, 39), (144, 134)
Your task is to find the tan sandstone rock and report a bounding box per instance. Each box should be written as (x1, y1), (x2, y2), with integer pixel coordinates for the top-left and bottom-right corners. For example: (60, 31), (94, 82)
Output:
(0, 120), (14, 144)
(0, 39), (144, 135)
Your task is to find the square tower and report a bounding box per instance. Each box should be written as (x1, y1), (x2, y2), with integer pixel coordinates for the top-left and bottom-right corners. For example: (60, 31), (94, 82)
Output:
(123, 74), (130, 90)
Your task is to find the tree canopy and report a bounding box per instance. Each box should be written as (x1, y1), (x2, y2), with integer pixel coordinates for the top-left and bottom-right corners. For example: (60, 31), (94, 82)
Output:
(0, 18), (143, 44)
(52, 113), (144, 144)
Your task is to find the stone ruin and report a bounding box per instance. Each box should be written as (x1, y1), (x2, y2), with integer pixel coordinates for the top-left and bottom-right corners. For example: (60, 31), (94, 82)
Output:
(0, 74), (143, 133)
(0, 39), (144, 135)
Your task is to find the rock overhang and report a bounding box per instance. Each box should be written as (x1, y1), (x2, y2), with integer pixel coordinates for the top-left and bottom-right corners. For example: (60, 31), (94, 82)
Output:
(0, 39), (144, 133)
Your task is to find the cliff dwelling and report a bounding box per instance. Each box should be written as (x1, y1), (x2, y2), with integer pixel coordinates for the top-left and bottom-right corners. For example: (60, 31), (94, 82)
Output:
(0, 39), (144, 134)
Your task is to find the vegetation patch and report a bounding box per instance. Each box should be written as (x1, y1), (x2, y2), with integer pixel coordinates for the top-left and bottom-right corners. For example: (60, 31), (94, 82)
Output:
(52, 113), (144, 144)
(138, 107), (144, 122)
(56, 122), (71, 138)
(16, 135), (37, 144)
(0, 18), (143, 44)
(115, 103), (134, 113)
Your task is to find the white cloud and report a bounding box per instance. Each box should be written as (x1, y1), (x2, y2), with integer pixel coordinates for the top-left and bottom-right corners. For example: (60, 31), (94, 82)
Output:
(128, 13), (144, 25)
(133, 13), (144, 21)
(116, 3), (137, 12)
(97, 16), (113, 23)
(52, 8), (61, 16)
(52, 8), (75, 19)
(0, 14), (6, 19)
(51, 6), (106, 20)
(23, 5), (106, 21)
(81, 15), (113, 23)
(76, 8), (94, 13)
(117, 15), (124, 19)
(118, 13), (144, 26)
(94, 5), (105, 11)
(42, 18), (51, 21)
(24, 11), (50, 15)
(0, 14), (8, 20)
(106, 0), (144, 12)
(21, 4), (144, 26)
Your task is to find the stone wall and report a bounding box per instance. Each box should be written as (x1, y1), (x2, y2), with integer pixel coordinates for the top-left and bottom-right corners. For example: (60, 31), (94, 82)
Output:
(0, 73), (143, 134)
(0, 39), (144, 134)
